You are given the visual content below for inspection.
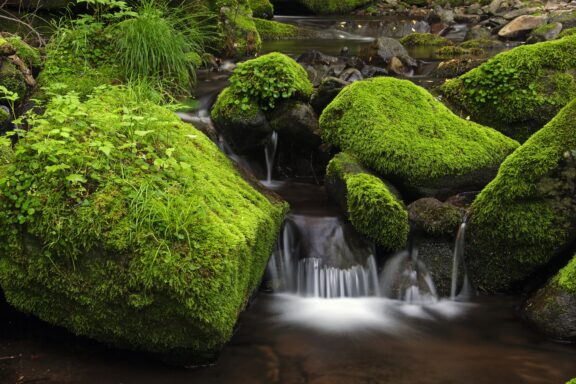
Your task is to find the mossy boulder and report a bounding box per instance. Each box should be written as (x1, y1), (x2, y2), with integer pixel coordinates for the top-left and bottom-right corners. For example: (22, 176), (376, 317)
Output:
(524, 255), (576, 341)
(399, 33), (453, 47)
(528, 22), (563, 43)
(435, 46), (484, 59)
(0, 87), (287, 362)
(460, 38), (503, 49)
(211, 52), (313, 152)
(442, 35), (576, 142)
(467, 99), (576, 293)
(325, 152), (409, 250)
(320, 77), (519, 198)
(249, 0), (274, 18)
(254, 18), (303, 40)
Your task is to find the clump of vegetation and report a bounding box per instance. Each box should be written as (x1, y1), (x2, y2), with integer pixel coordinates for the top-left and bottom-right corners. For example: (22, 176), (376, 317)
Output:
(400, 33), (453, 47)
(557, 27), (576, 39)
(442, 34), (576, 141)
(2, 34), (42, 69)
(558, 256), (576, 293)
(0, 85), (287, 359)
(460, 38), (503, 49)
(325, 152), (408, 250)
(408, 198), (463, 238)
(320, 77), (518, 194)
(113, 0), (216, 92)
(227, 52), (313, 110)
(468, 98), (576, 292)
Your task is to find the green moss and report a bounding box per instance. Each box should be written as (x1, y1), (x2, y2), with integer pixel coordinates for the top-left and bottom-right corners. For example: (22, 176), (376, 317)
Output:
(469, 98), (576, 292)
(248, 0), (273, 18)
(253, 18), (303, 40)
(326, 152), (408, 250)
(0, 86), (287, 358)
(227, 52), (313, 110)
(320, 77), (518, 193)
(211, 87), (261, 126)
(557, 27), (576, 39)
(532, 23), (558, 36)
(435, 45), (484, 59)
(460, 38), (503, 49)
(0, 61), (27, 101)
(409, 198), (463, 237)
(558, 256), (576, 294)
(567, 379), (576, 384)
(400, 33), (453, 47)
(0, 37), (15, 56)
(297, 0), (375, 14)
(5, 35), (41, 69)
(442, 34), (576, 141)
(221, 4), (262, 57)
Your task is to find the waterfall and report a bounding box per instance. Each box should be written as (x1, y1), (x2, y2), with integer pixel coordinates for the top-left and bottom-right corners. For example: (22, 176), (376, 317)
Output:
(264, 131), (278, 184)
(450, 215), (473, 301)
(267, 214), (380, 298)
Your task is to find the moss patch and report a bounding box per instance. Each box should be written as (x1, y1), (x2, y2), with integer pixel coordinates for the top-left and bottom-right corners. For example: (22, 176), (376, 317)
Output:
(0, 61), (27, 101)
(558, 256), (576, 294)
(326, 152), (408, 250)
(435, 45), (484, 59)
(557, 27), (576, 39)
(320, 77), (519, 196)
(248, 0), (274, 18)
(0, 87), (287, 359)
(442, 35), (576, 141)
(468, 98), (576, 292)
(254, 18), (303, 40)
(4, 35), (41, 69)
(460, 38), (503, 49)
(297, 0), (375, 14)
(400, 33), (453, 47)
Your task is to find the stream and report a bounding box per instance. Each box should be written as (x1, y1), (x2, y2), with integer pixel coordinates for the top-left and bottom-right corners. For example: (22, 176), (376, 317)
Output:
(1, 14), (576, 384)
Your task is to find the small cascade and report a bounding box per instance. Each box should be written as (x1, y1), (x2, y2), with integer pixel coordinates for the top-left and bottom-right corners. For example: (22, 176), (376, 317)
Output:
(380, 245), (438, 305)
(264, 131), (278, 183)
(267, 214), (380, 298)
(450, 215), (473, 301)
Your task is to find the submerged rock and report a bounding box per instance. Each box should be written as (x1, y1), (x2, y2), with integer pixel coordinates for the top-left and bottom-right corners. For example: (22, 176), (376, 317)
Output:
(320, 77), (519, 198)
(0, 88), (287, 363)
(467, 99), (576, 293)
(325, 152), (408, 251)
(524, 256), (576, 341)
(442, 34), (576, 142)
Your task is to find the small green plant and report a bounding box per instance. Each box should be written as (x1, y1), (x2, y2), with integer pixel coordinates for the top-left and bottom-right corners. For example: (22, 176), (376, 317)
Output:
(463, 62), (524, 105)
(228, 52), (312, 111)
(0, 85), (19, 120)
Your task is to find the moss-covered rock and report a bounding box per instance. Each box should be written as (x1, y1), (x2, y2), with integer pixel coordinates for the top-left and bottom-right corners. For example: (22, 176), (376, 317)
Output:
(435, 45), (484, 59)
(325, 152), (408, 250)
(211, 52), (313, 151)
(249, 0), (274, 18)
(0, 87), (287, 362)
(320, 77), (519, 198)
(467, 99), (576, 293)
(220, 3), (262, 57)
(524, 256), (576, 341)
(0, 37), (16, 56)
(254, 18), (304, 40)
(460, 38), (504, 49)
(399, 33), (453, 47)
(442, 35), (576, 142)
(293, 0), (375, 14)
(528, 22), (563, 43)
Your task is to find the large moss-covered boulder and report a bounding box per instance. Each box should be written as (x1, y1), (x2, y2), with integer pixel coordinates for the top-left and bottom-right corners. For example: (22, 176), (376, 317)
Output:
(442, 35), (576, 142)
(211, 52), (313, 152)
(249, 0), (274, 18)
(325, 152), (409, 250)
(467, 99), (576, 293)
(0, 87), (287, 362)
(524, 255), (576, 341)
(320, 77), (519, 198)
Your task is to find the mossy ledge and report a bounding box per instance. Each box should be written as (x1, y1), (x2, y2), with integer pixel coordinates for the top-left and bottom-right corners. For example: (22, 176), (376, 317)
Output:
(325, 152), (408, 250)
(0, 87), (287, 362)
(442, 34), (576, 142)
(320, 77), (519, 198)
(467, 98), (576, 293)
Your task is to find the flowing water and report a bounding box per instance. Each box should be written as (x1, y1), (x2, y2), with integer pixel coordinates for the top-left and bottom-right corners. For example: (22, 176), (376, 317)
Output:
(1, 13), (575, 384)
